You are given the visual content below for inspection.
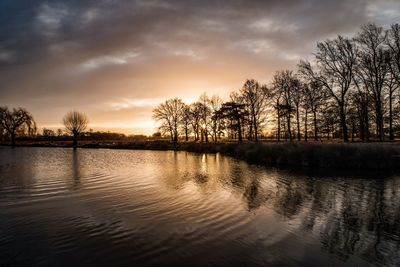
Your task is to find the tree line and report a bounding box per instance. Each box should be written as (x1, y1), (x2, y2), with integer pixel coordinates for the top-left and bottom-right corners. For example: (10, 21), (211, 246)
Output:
(1, 23), (399, 145)
(0, 108), (89, 148)
(153, 23), (400, 143)
(0, 108), (153, 147)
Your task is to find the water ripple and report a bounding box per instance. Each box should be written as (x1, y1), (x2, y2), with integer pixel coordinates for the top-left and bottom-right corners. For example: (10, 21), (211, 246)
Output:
(0, 147), (399, 266)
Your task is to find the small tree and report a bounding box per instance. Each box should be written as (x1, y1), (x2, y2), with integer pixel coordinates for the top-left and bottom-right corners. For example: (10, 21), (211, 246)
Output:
(63, 111), (88, 148)
(42, 128), (56, 139)
(0, 107), (36, 147)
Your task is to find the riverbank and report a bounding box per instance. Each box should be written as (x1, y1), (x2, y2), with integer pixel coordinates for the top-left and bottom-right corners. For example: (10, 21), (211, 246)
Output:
(2, 140), (400, 171)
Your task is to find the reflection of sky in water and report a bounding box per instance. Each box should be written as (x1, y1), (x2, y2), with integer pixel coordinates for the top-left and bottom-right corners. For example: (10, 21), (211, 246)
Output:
(0, 147), (399, 266)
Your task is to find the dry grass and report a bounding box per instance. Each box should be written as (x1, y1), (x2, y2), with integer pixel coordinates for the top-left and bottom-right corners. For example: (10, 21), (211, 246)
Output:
(3, 140), (400, 171)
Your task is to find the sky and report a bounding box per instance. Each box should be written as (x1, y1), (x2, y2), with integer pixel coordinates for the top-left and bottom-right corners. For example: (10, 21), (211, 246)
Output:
(1, 0), (400, 135)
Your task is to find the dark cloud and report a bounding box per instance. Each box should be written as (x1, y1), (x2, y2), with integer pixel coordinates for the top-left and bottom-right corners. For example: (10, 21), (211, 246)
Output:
(0, 0), (399, 133)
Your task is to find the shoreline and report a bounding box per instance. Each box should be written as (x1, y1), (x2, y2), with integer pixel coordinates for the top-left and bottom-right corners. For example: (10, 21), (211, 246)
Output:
(2, 141), (400, 172)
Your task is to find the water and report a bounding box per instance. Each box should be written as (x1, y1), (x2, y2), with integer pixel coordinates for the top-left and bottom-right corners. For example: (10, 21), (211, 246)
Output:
(0, 147), (399, 267)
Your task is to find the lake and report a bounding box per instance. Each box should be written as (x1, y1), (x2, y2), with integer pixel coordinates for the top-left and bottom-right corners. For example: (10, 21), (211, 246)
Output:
(0, 147), (399, 266)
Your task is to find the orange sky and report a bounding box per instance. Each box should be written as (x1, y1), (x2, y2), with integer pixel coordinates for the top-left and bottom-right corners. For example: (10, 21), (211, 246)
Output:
(1, 0), (399, 135)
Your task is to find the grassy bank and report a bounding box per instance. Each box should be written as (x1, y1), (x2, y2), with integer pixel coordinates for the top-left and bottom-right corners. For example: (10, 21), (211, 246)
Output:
(165, 142), (400, 171)
(3, 140), (400, 171)
(216, 142), (400, 170)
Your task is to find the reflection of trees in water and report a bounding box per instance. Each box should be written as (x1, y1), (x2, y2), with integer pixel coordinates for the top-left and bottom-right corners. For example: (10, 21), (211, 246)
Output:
(263, 176), (400, 265)
(301, 178), (400, 266)
(70, 149), (81, 190)
(161, 154), (400, 265)
(239, 174), (400, 266)
(273, 178), (311, 219)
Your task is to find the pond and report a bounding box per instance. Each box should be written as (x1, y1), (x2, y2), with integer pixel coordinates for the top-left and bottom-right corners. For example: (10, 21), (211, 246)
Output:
(0, 147), (399, 266)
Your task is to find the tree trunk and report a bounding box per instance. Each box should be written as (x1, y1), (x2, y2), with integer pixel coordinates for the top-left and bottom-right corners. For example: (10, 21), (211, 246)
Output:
(287, 115), (292, 142)
(73, 133), (78, 149)
(11, 132), (16, 147)
(238, 118), (243, 142)
(375, 101), (384, 142)
(277, 111), (281, 142)
(254, 119), (258, 142)
(365, 109), (370, 142)
(248, 123), (253, 141)
(304, 109), (308, 142)
(359, 112), (365, 142)
(313, 111), (318, 141)
(389, 91), (394, 141)
(339, 105), (349, 142)
(251, 112), (258, 142)
(296, 106), (300, 141)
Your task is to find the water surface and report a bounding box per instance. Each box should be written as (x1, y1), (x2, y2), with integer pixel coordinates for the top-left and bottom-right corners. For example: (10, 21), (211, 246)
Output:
(0, 147), (399, 266)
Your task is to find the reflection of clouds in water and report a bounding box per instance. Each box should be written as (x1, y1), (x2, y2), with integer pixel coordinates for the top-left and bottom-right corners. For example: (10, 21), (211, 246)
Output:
(1, 148), (400, 266)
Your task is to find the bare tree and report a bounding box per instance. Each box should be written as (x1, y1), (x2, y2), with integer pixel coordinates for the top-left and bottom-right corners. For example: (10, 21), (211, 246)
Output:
(198, 93), (211, 143)
(356, 23), (390, 141)
(272, 70), (297, 141)
(386, 70), (399, 140)
(297, 72), (327, 141)
(219, 102), (248, 142)
(189, 102), (202, 141)
(152, 98), (185, 144)
(240, 79), (269, 141)
(387, 23), (400, 140)
(63, 111), (88, 148)
(351, 79), (371, 142)
(181, 104), (191, 142)
(57, 128), (64, 137)
(387, 24), (400, 85)
(269, 84), (283, 141)
(0, 107), (36, 147)
(291, 78), (303, 141)
(209, 95), (223, 142)
(42, 128), (56, 138)
(299, 36), (357, 142)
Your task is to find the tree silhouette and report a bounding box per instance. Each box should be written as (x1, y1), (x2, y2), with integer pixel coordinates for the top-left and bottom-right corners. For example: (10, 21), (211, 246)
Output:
(152, 98), (185, 144)
(149, 23), (400, 143)
(189, 102), (202, 141)
(181, 104), (191, 142)
(356, 23), (390, 141)
(209, 95), (223, 142)
(299, 36), (357, 142)
(272, 70), (298, 141)
(63, 111), (88, 149)
(0, 107), (36, 147)
(219, 102), (248, 142)
(198, 93), (211, 143)
(240, 79), (269, 141)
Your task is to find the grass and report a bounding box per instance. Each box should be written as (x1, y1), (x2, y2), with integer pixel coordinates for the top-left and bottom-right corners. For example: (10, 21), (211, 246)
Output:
(217, 142), (400, 170)
(87, 141), (400, 171)
(2, 140), (400, 171)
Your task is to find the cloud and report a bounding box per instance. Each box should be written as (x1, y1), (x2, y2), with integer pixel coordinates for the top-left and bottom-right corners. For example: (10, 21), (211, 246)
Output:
(0, 0), (399, 134)
(110, 98), (164, 110)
